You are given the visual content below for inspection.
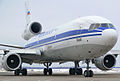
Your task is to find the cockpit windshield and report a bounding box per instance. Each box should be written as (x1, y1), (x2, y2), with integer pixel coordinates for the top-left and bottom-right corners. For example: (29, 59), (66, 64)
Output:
(89, 23), (114, 30)
(89, 23), (100, 30)
(94, 23), (100, 29)
(109, 24), (114, 27)
(101, 23), (109, 27)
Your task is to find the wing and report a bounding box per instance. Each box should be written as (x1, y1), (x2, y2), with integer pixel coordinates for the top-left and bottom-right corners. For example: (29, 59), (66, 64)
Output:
(10, 49), (42, 64)
(108, 50), (120, 57)
(0, 44), (24, 49)
(0, 43), (42, 64)
(0, 49), (42, 65)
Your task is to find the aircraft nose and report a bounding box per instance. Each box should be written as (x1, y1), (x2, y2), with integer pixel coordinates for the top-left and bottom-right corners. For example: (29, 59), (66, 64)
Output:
(102, 29), (118, 46)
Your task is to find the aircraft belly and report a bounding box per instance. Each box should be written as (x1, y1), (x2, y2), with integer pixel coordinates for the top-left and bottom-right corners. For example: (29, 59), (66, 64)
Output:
(35, 33), (113, 62)
(43, 44), (108, 61)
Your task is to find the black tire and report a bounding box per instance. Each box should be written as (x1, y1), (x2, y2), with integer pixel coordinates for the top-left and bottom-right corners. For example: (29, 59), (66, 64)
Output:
(48, 68), (52, 75)
(89, 70), (93, 77)
(69, 68), (75, 75)
(44, 68), (48, 75)
(76, 68), (82, 75)
(84, 70), (90, 77)
(22, 69), (27, 76)
(14, 69), (20, 76)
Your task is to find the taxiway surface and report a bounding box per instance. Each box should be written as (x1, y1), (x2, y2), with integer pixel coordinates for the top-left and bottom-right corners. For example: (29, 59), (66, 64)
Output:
(0, 70), (120, 81)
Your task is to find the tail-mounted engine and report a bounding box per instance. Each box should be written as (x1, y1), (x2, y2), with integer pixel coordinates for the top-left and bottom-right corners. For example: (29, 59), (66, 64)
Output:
(2, 53), (22, 71)
(22, 21), (42, 40)
(94, 54), (116, 71)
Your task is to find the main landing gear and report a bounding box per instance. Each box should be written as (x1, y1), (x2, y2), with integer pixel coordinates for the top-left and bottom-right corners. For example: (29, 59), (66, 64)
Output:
(84, 59), (93, 77)
(69, 61), (83, 75)
(43, 62), (52, 75)
(14, 66), (27, 76)
(13, 60), (93, 77)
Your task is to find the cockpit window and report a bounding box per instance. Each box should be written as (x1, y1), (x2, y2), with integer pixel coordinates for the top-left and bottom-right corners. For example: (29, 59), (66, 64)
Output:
(108, 24), (114, 27)
(89, 23), (100, 30)
(94, 23), (100, 29)
(89, 24), (95, 30)
(101, 23), (109, 27)
(89, 23), (114, 31)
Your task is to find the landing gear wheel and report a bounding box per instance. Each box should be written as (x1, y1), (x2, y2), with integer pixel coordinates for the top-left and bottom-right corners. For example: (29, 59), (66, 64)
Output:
(84, 59), (94, 77)
(14, 69), (20, 76)
(84, 70), (90, 77)
(69, 68), (75, 75)
(84, 70), (93, 77)
(44, 68), (48, 75)
(43, 62), (53, 75)
(89, 70), (93, 77)
(49, 68), (52, 75)
(76, 68), (82, 75)
(43, 68), (53, 75)
(22, 69), (27, 76)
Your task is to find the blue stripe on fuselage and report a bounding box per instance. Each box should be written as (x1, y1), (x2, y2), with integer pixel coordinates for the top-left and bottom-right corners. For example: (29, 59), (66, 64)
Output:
(30, 34), (102, 49)
(97, 27), (116, 30)
(25, 29), (102, 48)
(25, 27), (116, 49)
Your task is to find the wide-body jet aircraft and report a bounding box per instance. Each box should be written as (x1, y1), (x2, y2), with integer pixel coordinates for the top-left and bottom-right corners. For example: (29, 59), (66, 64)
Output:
(0, 0), (118, 77)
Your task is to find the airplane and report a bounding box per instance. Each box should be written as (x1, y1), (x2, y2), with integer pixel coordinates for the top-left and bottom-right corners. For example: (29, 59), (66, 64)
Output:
(0, 0), (118, 77)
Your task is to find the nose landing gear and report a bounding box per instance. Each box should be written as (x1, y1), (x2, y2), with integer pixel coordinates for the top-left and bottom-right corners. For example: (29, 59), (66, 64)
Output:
(43, 62), (52, 75)
(84, 59), (93, 77)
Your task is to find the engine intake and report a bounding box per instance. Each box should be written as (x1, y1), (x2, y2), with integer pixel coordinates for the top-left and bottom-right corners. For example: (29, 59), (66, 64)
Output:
(22, 21), (42, 40)
(94, 54), (116, 71)
(2, 53), (21, 71)
(30, 22), (42, 34)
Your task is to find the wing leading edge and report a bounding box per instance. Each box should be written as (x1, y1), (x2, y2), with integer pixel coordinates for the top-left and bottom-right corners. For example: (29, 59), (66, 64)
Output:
(0, 44), (24, 49)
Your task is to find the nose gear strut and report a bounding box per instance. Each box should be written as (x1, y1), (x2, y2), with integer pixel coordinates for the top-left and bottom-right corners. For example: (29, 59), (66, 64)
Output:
(43, 62), (52, 75)
(84, 59), (94, 77)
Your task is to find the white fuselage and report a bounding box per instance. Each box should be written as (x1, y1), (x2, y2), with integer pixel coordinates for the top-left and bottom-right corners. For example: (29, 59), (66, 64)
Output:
(25, 16), (118, 62)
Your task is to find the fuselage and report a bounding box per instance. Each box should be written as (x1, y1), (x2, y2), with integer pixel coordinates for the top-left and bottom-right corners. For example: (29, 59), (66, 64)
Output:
(25, 16), (118, 62)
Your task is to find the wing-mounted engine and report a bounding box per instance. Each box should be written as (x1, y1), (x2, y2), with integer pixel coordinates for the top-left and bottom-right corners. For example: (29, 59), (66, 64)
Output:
(22, 21), (42, 40)
(94, 54), (116, 71)
(2, 53), (22, 71)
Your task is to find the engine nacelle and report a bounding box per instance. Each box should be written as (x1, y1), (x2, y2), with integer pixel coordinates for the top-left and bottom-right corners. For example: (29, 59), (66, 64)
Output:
(2, 53), (22, 71)
(94, 54), (116, 71)
(22, 21), (42, 40)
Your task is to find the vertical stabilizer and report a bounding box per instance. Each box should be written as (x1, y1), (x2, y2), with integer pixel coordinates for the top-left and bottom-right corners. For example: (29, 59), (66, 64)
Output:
(25, 0), (31, 26)
(22, 0), (42, 40)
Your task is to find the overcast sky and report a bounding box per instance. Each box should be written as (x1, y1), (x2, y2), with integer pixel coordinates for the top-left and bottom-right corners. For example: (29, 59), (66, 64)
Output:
(0, 0), (120, 66)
